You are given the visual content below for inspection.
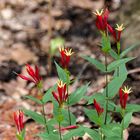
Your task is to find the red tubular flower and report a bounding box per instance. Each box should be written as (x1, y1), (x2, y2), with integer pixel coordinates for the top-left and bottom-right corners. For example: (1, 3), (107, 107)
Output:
(18, 64), (42, 86)
(61, 125), (78, 131)
(107, 23), (125, 42)
(14, 110), (24, 133)
(119, 86), (132, 109)
(52, 80), (68, 107)
(94, 99), (104, 116)
(93, 9), (109, 32)
(59, 47), (73, 69)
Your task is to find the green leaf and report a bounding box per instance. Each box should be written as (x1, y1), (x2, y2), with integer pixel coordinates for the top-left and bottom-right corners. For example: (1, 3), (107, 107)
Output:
(109, 49), (119, 60)
(84, 127), (100, 140)
(82, 56), (106, 72)
(101, 34), (111, 53)
(120, 43), (140, 58)
(55, 61), (70, 84)
(63, 126), (85, 140)
(38, 131), (59, 140)
(84, 108), (103, 125)
(61, 109), (76, 126)
(23, 109), (45, 124)
(103, 74), (127, 98)
(101, 123), (121, 138)
(24, 95), (43, 105)
(113, 63), (127, 78)
(42, 85), (56, 104)
(68, 83), (89, 106)
(107, 57), (135, 72)
(123, 112), (132, 129)
(87, 93), (105, 105)
(126, 104), (140, 112)
(50, 37), (65, 56)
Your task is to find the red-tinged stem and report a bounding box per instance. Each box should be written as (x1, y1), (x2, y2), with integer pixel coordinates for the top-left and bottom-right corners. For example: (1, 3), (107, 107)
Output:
(104, 53), (108, 125)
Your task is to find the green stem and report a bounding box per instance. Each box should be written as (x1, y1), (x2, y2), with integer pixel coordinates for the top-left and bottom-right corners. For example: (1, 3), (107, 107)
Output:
(65, 70), (72, 125)
(42, 103), (50, 134)
(99, 128), (103, 140)
(59, 122), (63, 140)
(121, 109), (125, 140)
(104, 53), (108, 125)
(117, 42), (121, 77)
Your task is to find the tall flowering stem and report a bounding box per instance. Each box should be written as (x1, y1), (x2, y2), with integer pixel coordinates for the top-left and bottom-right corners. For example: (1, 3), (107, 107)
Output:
(14, 110), (25, 140)
(58, 121), (63, 140)
(59, 47), (74, 126)
(94, 9), (110, 126)
(119, 86), (132, 139)
(104, 52), (109, 125)
(17, 64), (49, 134)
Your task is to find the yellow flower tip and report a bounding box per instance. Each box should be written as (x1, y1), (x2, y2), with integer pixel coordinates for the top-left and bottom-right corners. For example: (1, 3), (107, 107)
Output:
(115, 24), (125, 31)
(59, 47), (64, 52)
(57, 80), (65, 88)
(122, 86), (132, 94)
(64, 48), (74, 56)
(93, 9), (104, 16)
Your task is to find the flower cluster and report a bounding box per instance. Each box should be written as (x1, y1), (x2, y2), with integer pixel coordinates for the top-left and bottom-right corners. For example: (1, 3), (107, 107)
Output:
(94, 9), (124, 43)
(119, 86), (132, 109)
(18, 64), (42, 87)
(13, 110), (24, 133)
(52, 80), (68, 107)
(93, 9), (109, 33)
(107, 23), (125, 42)
(59, 47), (73, 69)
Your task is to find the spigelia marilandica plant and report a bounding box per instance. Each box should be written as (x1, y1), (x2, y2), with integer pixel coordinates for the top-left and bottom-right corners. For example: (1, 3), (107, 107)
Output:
(13, 8), (140, 140)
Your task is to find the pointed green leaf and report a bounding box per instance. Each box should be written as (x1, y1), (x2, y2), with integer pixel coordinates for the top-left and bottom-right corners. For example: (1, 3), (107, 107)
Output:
(84, 108), (103, 125)
(126, 104), (140, 112)
(82, 56), (106, 72)
(68, 83), (89, 106)
(24, 95), (43, 105)
(103, 74), (127, 98)
(109, 49), (119, 60)
(113, 63), (127, 78)
(55, 61), (70, 84)
(122, 112), (132, 129)
(23, 109), (45, 124)
(107, 57), (135, 72)
(101, 34), (111, 53)
(87, 93), (105, 105)
(120, 43), (140, 58)
(84, 127), (100, 140)
(63, 126), (85, 140)
(42, 85), (56, 104)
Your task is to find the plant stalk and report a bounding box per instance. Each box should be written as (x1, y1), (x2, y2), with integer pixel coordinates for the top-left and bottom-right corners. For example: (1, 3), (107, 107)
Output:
(66, 70), (72, 125)
(121, 109), (125, 140)
(42, 103), (50, 134)
(104, 53), (109, 125)
(59, 122), (63, 140)
(117, 42), (121, 77)
(47, 0), (53, 74)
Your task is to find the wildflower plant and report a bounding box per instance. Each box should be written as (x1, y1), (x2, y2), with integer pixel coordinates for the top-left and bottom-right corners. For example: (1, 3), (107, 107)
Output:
(13, 8), (140, 140)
